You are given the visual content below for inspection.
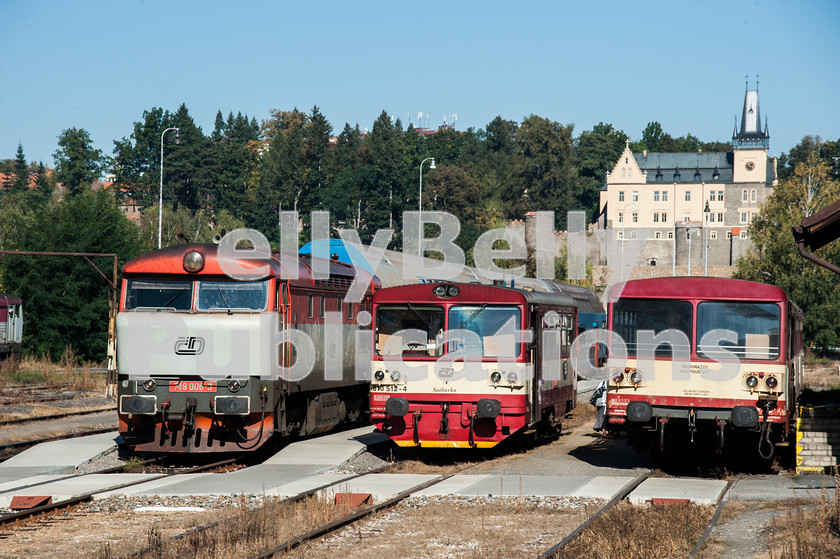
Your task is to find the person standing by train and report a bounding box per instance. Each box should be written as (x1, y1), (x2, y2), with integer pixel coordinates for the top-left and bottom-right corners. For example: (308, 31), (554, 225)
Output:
(591, 380), (608, 431)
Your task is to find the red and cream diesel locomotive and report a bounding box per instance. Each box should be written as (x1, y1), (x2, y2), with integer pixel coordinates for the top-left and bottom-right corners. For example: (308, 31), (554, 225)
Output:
(604, 277), (803, 458)
(0, 292), (23, 363)
(117, 243), (377, 453)
(369, 281), (593, 448)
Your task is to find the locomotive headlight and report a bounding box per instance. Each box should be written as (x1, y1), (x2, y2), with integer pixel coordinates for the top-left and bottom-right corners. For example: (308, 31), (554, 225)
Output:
(142, 379), (156, 392)
(630, 371), (643, 385)
(433, 285), (447, 297)
(765, 376), (779, 390)
(447, 285), (460, 297)
(490, 371), (502, 383)
(228, 379), (241, 392)
(506, 371), (519, 384)
(374, 370), (385, 382)
(183, 250), (204, 272)
(745, 375), (759, 388)
(390, 370), (402, 382)
(611, 371), (625, 384)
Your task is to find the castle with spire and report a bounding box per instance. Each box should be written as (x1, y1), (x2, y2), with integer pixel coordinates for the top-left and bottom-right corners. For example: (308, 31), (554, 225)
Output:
(595, 79), (777, 276)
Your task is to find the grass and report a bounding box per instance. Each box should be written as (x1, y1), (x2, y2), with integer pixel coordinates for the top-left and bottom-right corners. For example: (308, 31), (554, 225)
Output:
(554, 501), (715, 559)
(0, 346), (106, 393)
(762, 473), (840, 559)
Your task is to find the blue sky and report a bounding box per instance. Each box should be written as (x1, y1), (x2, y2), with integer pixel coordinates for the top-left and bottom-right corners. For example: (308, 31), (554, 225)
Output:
(1, 0), (838, 166)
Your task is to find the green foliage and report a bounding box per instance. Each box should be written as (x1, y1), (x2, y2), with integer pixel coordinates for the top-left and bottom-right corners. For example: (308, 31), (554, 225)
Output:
(0, 190), (142, 360)
(734, 149), (840, 346)
(53, 127), (106, 196)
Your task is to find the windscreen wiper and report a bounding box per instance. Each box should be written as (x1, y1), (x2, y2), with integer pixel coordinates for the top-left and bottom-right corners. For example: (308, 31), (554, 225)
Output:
(461, 303), (487, 328)
(161, 289), (185, 308)
(406, 302), (432, 331)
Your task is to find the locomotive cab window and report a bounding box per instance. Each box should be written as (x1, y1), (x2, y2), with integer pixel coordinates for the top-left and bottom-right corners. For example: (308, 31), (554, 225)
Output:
(448, 305), (521, 357)
(612, 299), (692, 357)
(125, 279), (193, 311)
(197, 279), (268, 312)
(696, 302), (780, 360)
(375, 305), (444, 356)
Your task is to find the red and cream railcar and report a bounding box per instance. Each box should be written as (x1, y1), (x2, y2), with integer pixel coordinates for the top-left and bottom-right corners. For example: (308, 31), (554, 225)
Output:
(117, 243), (377, 453)
(369, 282), (581, 448)
(604, 277), (803, 458)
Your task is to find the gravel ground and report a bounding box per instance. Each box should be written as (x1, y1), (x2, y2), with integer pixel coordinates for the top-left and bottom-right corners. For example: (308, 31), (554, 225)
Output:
(708, 506), (788, 558)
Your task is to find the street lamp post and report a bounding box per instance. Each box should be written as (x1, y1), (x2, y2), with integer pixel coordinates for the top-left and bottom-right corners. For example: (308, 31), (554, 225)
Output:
(418, 157), (436, 256)
(704, 201), (711, 276)
(158, 127), (180, 249)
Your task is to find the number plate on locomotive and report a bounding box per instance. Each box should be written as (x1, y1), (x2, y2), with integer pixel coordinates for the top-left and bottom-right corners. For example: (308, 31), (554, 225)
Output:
(169, 381), (217, 392)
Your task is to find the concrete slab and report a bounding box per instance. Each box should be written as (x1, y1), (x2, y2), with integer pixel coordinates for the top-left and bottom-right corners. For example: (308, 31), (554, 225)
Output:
(317, 473), (439, 501)
(0, 473), (71, 493)
(437, 474), (636, 499)
(569, 476), (640, 500)
(265, 473), (355, 497)
(413, 475), (492, 497)
(0, 473), (159, 508)
(0, 431), (120, 476)
(263, 426), (389, 467)
(627, 477), (727, 506)
(95, 474), (214, 499)
(731, 474), (836, 501)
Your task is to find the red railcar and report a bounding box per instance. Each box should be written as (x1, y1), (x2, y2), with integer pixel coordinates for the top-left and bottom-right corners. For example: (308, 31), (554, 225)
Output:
(369, 282), (586, 448)
(117, 243), (377, 453)
(604, 277), (803, 458)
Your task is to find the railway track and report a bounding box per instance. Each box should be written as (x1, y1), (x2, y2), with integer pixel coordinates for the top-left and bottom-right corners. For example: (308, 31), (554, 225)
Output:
(0, 406), (115, 427)
(0, 456), (240, 527)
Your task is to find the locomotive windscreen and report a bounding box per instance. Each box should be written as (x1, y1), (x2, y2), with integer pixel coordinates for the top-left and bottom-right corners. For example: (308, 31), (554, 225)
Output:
(375, 304), (444, 356)
(612, 299), (692, 357)
(696, 302), (780, 360)
(125, 279), (193, 310)
(197, 280), (268, 311)
(448, 305), (521, 357)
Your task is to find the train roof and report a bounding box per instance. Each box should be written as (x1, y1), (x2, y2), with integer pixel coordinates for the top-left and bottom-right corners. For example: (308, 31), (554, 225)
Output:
(0, 292), (22, 306)
(608, 277), (790, 303)
(122, 243), (377, 289)
(373, 282), (579, 309)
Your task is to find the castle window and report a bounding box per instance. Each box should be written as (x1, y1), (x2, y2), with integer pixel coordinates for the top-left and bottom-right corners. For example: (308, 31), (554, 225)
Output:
(751, 189), (757, 202)
(674, 168), (681, 181)
(726, 231), (732, 240)
(632, 191), (638, 202)
(661, 213), (667, 223)
(694, 169), (701, 181)
(710, 231), (717, 240)
(668, 231), (674, 239)
(709, 191), (716, 202)
(662, 191), (668, 202)
(742, 189), (748, 202)
(654, 213), (660, 223)
(740, 212), (748, 223)
(655, 231), (662, 239)
(654, 191), (660, 202)
(656, 167), (663, 181)
(740, 231), (747, 239)
(718, 191), (724, 201)
(717, 213), (724, 223)
(618, 212), (624, 223)
(619, 191), (624, 202)
(632, 213), (638, 223)
(713, 166), (721, 180)
(685, 191), (691, 202)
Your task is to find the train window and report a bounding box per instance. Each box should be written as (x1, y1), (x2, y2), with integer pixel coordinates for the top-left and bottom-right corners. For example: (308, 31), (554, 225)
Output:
(347, 302), (354, 321)
(308, 296), (314, 318)
(197, 280), (268, 312)
(449, 305), (521, 357)
(336, 297), (343, 319)
(697, 302), (780, 360)
(125, 279), (193, 311)
(612, 299), (692, 357)
(320, 296), (326, 318)
(375, 304), (444, 356)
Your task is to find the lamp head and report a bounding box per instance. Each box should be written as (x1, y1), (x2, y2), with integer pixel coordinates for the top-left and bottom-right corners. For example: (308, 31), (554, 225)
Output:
(430, 158), (436, 170)
(175, 129), (181, 145)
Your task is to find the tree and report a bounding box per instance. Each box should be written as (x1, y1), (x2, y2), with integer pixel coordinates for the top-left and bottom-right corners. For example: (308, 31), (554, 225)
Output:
(111, 107), (172, 206)
(53, 127), (105, 197)
(0, 190), (141, 360)
(7, 144), (29, 194)
(576, 123), (628, 222)
(735, 149), (840, 347)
